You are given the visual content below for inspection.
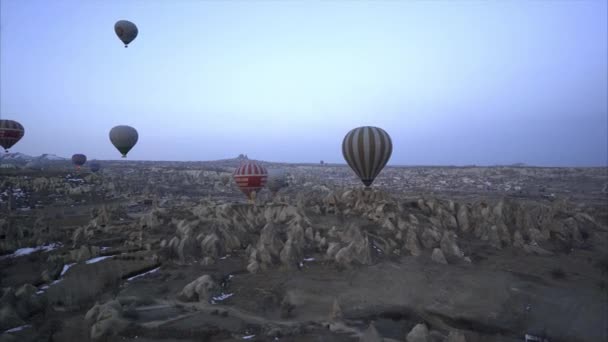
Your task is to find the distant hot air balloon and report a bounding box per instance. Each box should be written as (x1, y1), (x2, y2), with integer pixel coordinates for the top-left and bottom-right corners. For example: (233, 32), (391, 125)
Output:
(114, 20), (138, 48)
(109, 125), (138, 158)
(0, 120), (25, 152)
(342, 126), (392, 187)
(90, 161), (101, 173)
(233, 160), (268, 202)
(72, 154), (87, 170)
(266, 169), (289, 196)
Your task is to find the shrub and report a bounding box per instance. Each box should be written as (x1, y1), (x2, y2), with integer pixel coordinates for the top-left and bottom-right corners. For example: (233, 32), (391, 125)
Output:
(550, 267), (566, 279)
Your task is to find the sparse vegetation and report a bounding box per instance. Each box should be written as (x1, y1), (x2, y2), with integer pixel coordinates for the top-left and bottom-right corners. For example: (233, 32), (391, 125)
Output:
(550, 267), (567, 279)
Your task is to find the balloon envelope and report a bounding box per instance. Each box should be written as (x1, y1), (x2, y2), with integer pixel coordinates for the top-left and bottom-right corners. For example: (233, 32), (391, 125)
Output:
(90, 162), (101, 173)
(71, 154), (87, 169)
(233, 161), (268, 200)
(114, 20), (138, 47)
(0, 120), (25, 152)
(342, 126), (392, 187)
(266, 169), (289, 194)
(109, 125), (138, 157)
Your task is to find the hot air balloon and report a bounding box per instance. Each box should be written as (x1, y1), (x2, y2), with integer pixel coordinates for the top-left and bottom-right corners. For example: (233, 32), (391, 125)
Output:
(71, 154), (87, 170)
(342, 126), (392, 187)
(90, 161), (101, 173)
(0, 120), (25, 152)
(109, 125), (138, 158)
(233, 160), (268, 203)
(266, 169), (289, 196)
(114, 20), (138, 48)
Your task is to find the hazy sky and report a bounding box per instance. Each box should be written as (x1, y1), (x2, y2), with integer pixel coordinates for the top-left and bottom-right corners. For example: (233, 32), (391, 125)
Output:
(1, 0), (606, 166)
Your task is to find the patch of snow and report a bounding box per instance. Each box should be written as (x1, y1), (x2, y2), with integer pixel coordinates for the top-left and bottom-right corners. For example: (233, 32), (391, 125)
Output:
(127, 267), (160, 281)
(525, 334), (549, 342)
(242, 335), (255, 340)
(3, 324), (32, 334)
(39, 154), (66, 161)
(219, 254), (231, 260)
(303, 257), (315, 262)
(85, 256), (113, 264)
(211, 293), (234, 304)
(0, 243), (62, 260)
(50, 279), (62, 286)
(60, 263), (76, 276)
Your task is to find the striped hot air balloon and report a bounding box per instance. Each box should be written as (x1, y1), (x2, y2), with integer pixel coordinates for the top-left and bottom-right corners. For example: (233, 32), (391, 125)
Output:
(71, 154), (87, 170)
(342, 126), (393, 187)
(0, 120), (25, 152)
(233, 160), (268, 202)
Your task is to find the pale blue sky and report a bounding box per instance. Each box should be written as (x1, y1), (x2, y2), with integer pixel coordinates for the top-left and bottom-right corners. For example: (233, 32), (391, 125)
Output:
(1, 0), (606, 166)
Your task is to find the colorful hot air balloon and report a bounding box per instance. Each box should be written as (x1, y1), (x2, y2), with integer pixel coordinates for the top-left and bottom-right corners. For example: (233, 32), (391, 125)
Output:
(109, 125), (138, 158)
(0, 120), (25, 152)
(342, 126), (392, 187)
(233, 160), (268, 202)
(72, 154), (87, 170)
(266, 169), (289, 196)
(114, 20), (138, 48)
(90, 161), (101, 173)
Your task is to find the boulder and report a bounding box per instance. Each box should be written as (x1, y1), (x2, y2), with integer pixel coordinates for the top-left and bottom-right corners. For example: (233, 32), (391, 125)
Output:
(200, 233), (222, 258)
(85, 300), (129, 340)
(360, 322), (383, 342)
(431, 248), (448, 265)
(0, 305), (24, 332)
(440, 231), (464, 260)
(513, 230), (525, 248)
(404, 229), (422, 256)
(406, 323), (429, 342)
(446, 330), (467, 342)
(329, 298), (342, 321)
(421, 227), (441, 249)
(178, 275), (218, 302)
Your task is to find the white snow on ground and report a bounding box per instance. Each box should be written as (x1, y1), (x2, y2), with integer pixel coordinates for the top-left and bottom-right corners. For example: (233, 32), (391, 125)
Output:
(100, 247), (111, 251)
(3, 325), (32, 334)
(60, 263), (76, 276)
(303, 257), (315, 262)
(242, 335), (255, 340)
(127, 267), (160, 281)
(219, 254), (231, 260)
(0, 243), (62, 260)
(85, 256), (113, 264)
(211, 293), (234, 304)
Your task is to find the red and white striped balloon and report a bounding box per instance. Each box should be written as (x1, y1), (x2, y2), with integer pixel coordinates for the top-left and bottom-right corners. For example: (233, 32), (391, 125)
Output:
(233, 160), (268, 200)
